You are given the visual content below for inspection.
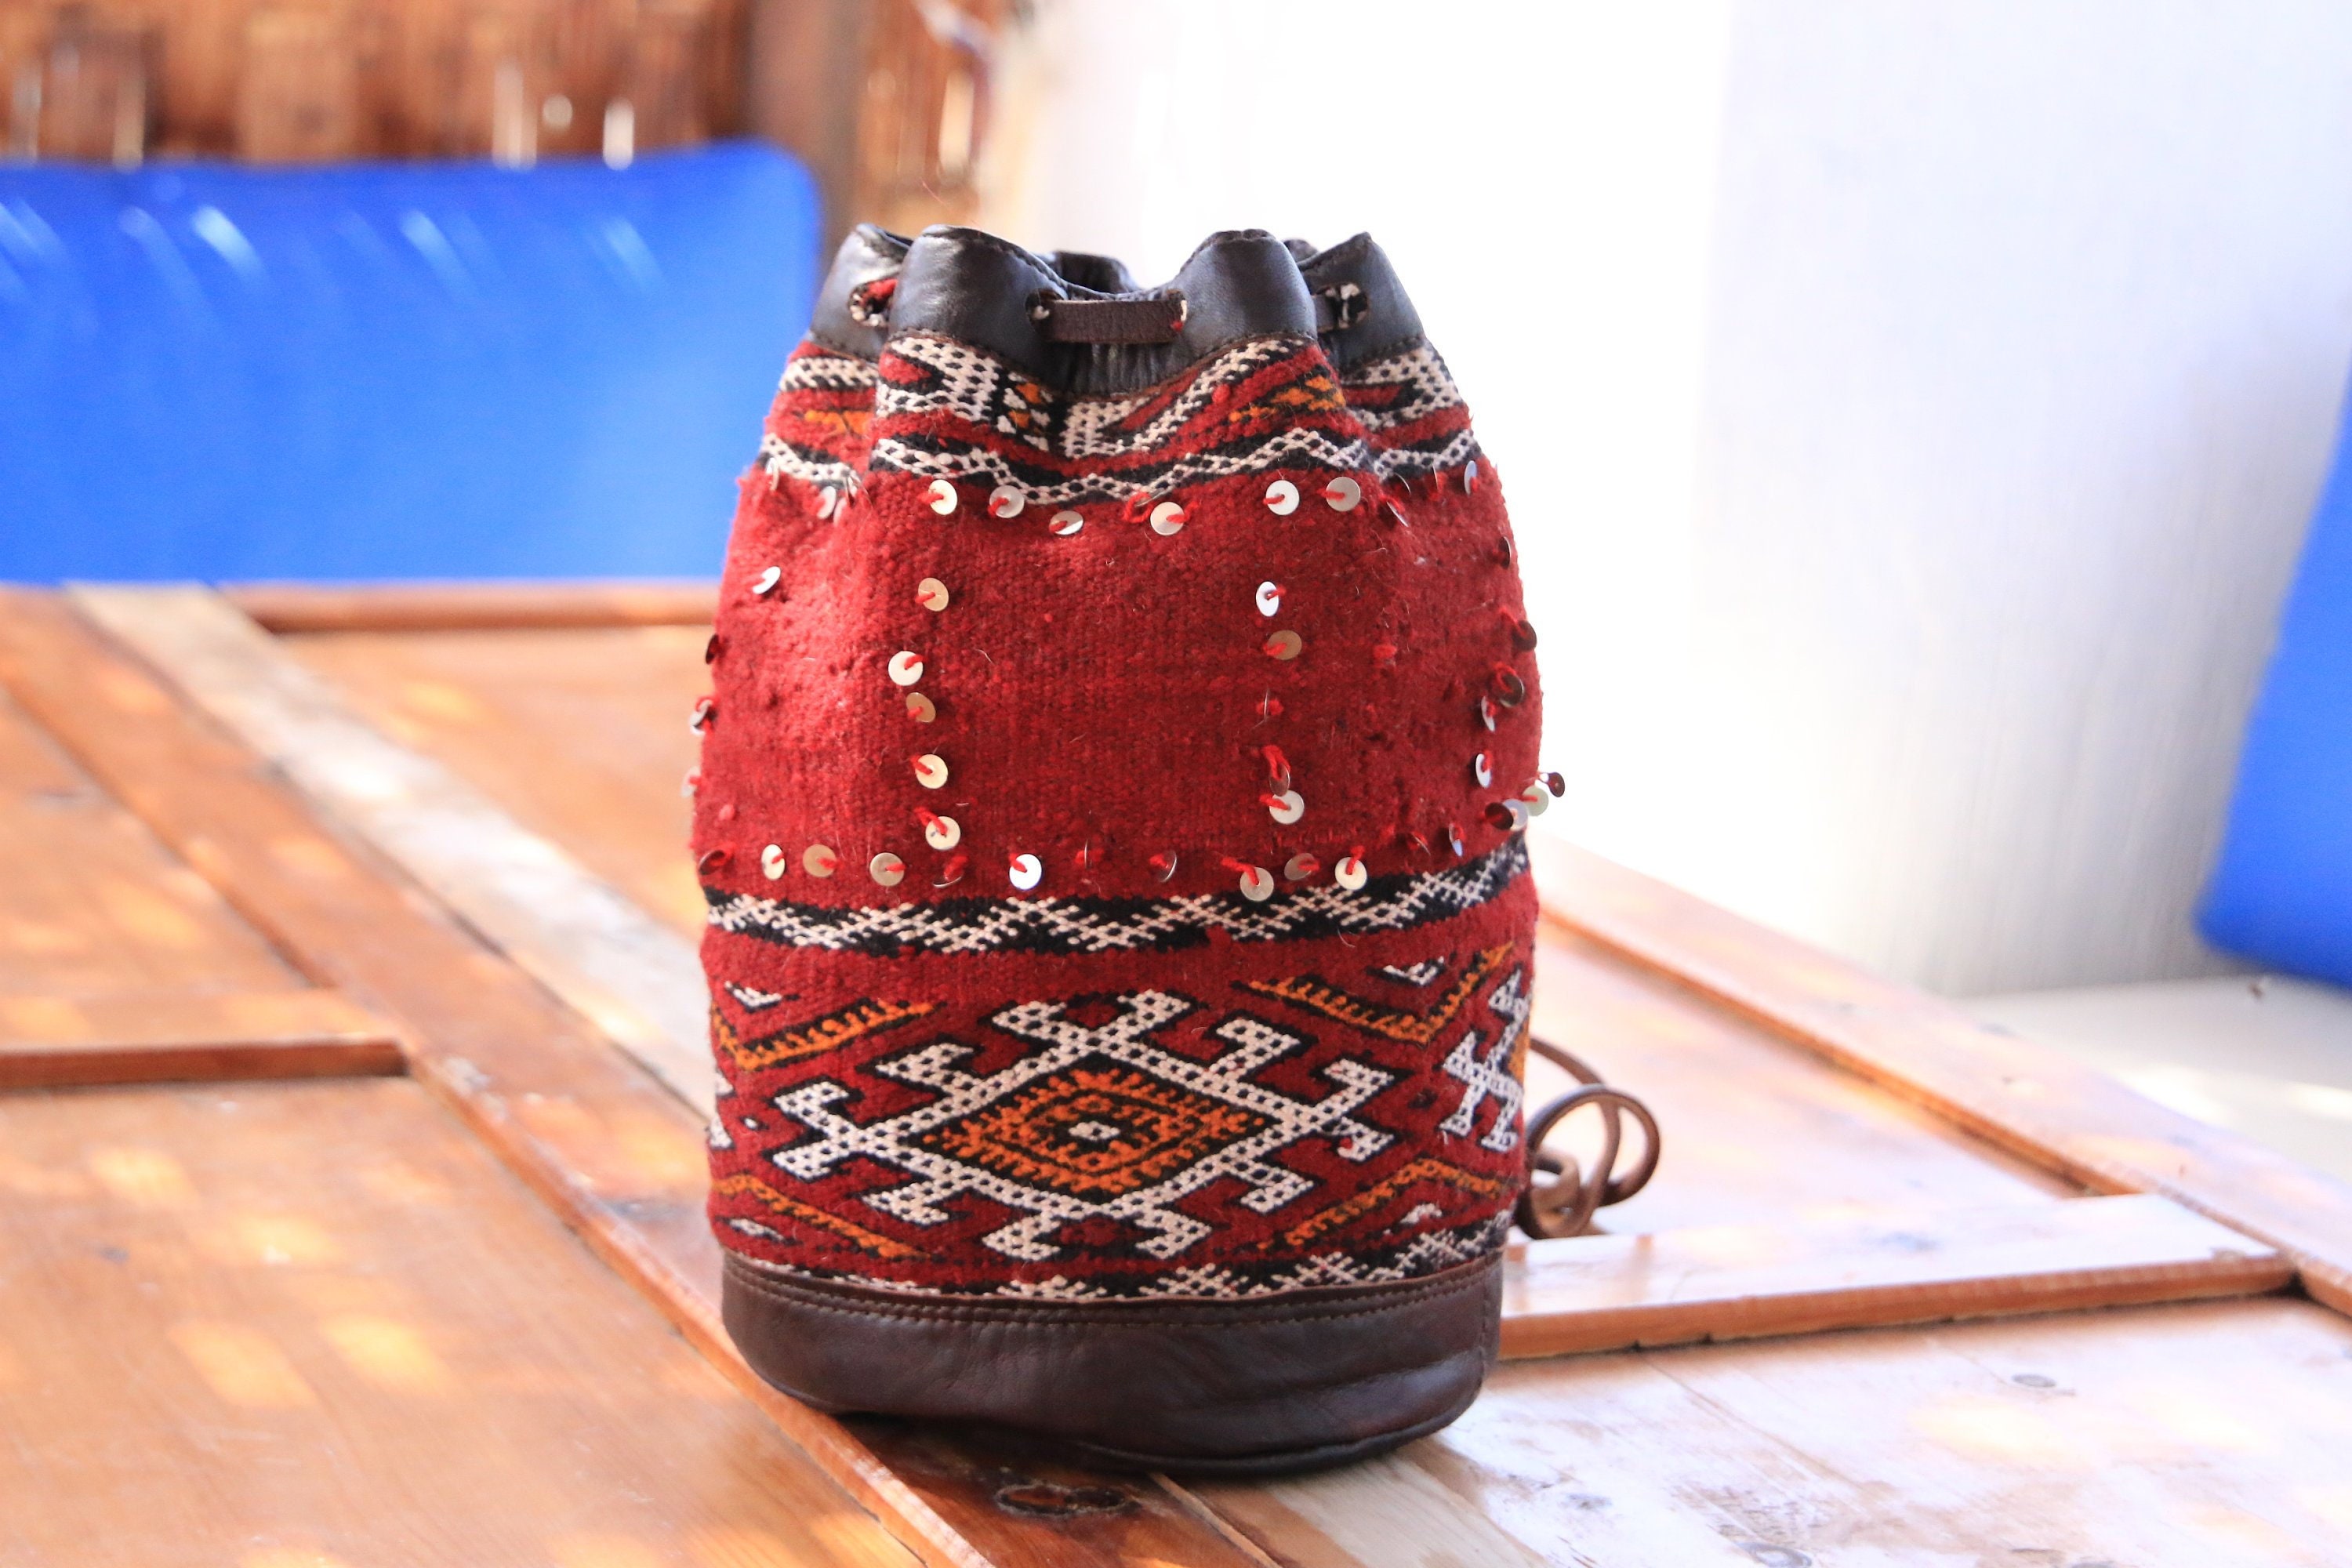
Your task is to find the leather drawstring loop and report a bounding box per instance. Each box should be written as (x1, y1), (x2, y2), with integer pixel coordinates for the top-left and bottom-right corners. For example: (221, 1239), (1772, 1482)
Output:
(1513, 1035), (1663, 1240)
(1315, 281), (1367, 333)
(1031, 291), (1189, 345)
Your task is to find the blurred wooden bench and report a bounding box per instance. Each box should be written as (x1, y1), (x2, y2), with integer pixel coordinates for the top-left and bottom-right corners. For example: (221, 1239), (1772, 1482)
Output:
(5, 581), (2350, 1566)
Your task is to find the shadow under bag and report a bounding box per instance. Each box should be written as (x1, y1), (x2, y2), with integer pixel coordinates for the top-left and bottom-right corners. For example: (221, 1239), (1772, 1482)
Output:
(691, 223), (1544, 1473)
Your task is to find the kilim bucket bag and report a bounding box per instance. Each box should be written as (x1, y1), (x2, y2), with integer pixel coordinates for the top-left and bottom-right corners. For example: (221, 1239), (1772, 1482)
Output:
(692, 223), (1548, 1473)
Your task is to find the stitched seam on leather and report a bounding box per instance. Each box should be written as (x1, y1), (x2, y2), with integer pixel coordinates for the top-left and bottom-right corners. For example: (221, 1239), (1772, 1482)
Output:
(728, 1278), (1490, 1331)
(805, 328), (881, 359)
(930, 225), (1281, 298)
(1298, 231), (1377, 281)
(724, 1253), (1496, 1328)
(916, 227), (1065, 295)
(1340, 330), (1436, 375)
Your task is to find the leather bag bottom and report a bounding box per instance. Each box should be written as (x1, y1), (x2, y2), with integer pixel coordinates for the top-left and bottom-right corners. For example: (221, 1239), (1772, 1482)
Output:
(721, 1250), (1502, 1476)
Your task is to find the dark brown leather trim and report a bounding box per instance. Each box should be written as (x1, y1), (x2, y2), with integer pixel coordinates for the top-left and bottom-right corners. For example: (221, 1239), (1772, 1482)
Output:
(1295, 231), (1428, 371)
(722, 1251), (1502, 1475)
(802, 224), (1436, 392)
(886, 225), (1319, 396)
(1038, 249), (1138, 295)
(807, 223), (912, 358)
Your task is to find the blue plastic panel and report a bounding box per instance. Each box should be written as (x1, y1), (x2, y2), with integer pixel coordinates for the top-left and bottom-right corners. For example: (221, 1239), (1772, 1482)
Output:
(0, 142), (818, 583)
(2201, 377), (2352, 984)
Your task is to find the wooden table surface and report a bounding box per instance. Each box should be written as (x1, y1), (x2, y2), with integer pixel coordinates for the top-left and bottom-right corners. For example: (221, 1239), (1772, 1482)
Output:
(4, 582), (2350, 1567)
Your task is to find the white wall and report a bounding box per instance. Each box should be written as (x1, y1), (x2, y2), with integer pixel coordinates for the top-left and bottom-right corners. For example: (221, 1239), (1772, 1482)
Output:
(1682, 2), (2352, 993)
(985, 0), (2352, 996)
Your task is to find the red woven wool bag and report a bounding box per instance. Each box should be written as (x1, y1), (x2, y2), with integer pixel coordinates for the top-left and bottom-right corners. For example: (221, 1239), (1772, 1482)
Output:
(692, 224), (1546, 1473)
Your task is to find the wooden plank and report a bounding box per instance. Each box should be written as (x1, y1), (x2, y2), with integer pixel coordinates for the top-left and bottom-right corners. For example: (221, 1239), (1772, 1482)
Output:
(1499, 1192), (2288, 1360)
(0, 1076), (915, 1567)
(1205, 1294), (2352, 1566)
(0, 659), (396, 1088)
(285, 625), (709, 938)
(1531, 835), (2352, 1316)
(1526, 937), (2071, 1238)
(0, 987), (403, 1088)
(0, 684), (311, 1001)
(0, 590), (1259, 1567)
(225, 579), (718, 633)
(74, 586), (713, 1116)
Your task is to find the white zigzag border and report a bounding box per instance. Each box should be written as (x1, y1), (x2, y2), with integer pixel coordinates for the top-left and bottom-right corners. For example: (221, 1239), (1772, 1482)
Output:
(754, 336), (1477, 499)
(707, 840), (1529, 956)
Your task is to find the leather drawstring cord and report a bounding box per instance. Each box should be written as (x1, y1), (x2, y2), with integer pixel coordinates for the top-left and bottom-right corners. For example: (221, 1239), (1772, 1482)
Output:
(1514, 1034), (1662, 1240)
(1030, 291), (1191, 345)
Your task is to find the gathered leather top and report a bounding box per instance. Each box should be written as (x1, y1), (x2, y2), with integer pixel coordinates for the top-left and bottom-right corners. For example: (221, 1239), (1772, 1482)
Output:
(808, 223), (1428, 397)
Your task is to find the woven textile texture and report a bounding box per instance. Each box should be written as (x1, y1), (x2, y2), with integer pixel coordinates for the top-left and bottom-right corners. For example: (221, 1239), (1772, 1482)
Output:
(694, 228), (1544, 1301)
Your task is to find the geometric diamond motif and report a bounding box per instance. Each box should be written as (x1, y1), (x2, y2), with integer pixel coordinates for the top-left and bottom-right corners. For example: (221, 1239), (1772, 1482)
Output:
(768, 990), (1393, 1261)
(916, 1058), (1268, 1200)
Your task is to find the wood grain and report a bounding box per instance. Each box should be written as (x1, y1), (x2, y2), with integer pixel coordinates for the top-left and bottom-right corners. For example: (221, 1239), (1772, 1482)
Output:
(1500, 1192), (2288, 1360)
(1207, 1295), (2352, 1565)
(0, 684), (309, 1001)
(236, 5), (365, 162)
(0, 590), (1260, 1567)
(0, 1076), (916, 1568)
(1532, 833), (2352, 1316)
(285, 624), (709, 938)
(1526, 936), (2072, 1238)
(0, 675), (396, 1087)
(0, 986), (402, 1088)
(227, 579), (718, 633)
(76, 587), (713, 1114)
